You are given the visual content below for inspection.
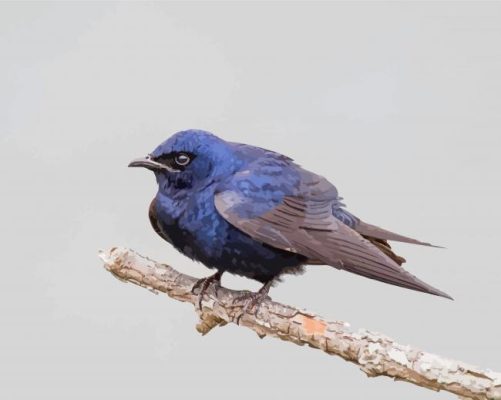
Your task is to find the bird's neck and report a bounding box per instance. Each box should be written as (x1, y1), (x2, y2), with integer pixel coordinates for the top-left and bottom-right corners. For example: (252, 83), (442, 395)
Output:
(156, 180), (217, 221)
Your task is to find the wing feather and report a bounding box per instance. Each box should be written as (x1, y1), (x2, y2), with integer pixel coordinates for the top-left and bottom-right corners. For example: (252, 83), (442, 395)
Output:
(215, 189), (451, 299)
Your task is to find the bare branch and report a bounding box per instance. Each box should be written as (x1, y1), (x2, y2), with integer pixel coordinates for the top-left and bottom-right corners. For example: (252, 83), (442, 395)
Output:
(99, 247), (501, 400)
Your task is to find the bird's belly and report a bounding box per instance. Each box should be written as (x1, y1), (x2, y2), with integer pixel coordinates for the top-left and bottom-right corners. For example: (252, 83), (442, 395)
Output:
(217, 226), (307, 282)
(159, 213), (306, 283)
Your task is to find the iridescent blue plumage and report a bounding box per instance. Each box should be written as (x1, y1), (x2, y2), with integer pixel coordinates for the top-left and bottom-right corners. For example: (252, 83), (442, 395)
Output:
(150, 130), (307, 283)
(129, 129), (451, 301)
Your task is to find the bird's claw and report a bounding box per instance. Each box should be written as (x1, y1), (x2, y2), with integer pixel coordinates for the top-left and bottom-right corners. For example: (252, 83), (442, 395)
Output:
(234, 291), (271, 325)
(191, 271), (222, 311)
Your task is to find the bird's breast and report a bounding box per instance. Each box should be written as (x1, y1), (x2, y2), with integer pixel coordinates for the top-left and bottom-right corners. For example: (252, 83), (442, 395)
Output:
(151, 193), (306, 282)
(152, 192), (229, 261)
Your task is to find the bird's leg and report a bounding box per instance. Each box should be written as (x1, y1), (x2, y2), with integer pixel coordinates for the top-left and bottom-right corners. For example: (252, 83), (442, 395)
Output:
(191, 271), (223, 310)
(234, 280), (274, 325)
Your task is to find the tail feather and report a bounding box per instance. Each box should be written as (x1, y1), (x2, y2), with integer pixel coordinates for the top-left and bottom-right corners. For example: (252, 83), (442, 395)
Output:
(362, 236), (406, 265)
(355, 220), (443, 248)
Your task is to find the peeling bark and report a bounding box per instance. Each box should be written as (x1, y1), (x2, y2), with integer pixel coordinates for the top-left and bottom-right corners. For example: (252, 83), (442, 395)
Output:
(99, 247), (501, 400)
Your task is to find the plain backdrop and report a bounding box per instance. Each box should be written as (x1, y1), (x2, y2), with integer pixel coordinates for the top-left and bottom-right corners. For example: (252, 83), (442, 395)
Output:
(1, 2), (500, 399)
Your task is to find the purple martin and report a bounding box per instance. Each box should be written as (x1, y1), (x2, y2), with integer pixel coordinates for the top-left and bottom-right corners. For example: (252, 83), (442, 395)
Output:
(129, 129), (452, 312)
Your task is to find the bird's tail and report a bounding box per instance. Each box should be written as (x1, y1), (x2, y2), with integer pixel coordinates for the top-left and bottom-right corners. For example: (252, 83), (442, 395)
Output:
(355, 220), (443, 248)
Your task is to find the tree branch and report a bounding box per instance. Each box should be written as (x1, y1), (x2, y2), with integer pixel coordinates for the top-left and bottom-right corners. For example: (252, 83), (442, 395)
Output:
(99, 246), (501, 400)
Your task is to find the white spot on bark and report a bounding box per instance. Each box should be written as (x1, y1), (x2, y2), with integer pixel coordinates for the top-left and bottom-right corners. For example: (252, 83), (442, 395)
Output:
(388, 348), (411, 367)
(368, 342), (384, 355)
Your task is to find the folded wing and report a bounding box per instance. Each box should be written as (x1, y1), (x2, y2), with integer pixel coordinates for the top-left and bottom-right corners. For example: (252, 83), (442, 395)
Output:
(215, 168), (451, 299)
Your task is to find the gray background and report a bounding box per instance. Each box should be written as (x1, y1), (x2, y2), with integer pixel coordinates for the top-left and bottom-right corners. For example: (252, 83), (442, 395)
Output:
(1, 2), (500, 399)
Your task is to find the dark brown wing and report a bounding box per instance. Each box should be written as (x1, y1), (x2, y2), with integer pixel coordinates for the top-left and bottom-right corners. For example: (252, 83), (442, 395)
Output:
(215, 190), (452, 299)
(149, 198), (171, 243)
(362, 236), (406, 266)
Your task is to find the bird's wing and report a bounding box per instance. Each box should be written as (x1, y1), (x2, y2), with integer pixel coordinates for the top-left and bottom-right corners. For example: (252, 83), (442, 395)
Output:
(214, 167), (451, 299)
(149, 198), (170, 243)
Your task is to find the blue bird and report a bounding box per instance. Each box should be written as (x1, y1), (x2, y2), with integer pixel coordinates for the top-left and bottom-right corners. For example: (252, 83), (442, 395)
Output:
(129, 129), (452, 312)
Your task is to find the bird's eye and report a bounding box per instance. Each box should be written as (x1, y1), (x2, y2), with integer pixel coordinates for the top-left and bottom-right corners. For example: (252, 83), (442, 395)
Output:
(174, 153), (191, 166)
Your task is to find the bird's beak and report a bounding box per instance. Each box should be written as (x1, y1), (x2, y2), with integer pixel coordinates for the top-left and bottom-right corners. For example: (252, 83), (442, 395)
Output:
(128, 155), (170, 171)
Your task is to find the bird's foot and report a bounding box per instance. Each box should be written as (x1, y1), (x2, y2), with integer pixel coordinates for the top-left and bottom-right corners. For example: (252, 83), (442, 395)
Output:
(234, 280), (273, 325)
(191, 271), (223, 310)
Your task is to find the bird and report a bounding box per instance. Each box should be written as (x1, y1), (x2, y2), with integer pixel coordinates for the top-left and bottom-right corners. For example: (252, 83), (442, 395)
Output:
(129, 129), (452, 314)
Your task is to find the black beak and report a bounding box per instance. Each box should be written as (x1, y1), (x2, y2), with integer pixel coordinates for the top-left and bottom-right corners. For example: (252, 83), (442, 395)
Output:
(128, 155), (170, 171)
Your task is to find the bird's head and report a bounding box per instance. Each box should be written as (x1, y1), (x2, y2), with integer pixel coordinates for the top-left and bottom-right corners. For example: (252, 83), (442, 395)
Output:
(129, 129), (238, 197)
